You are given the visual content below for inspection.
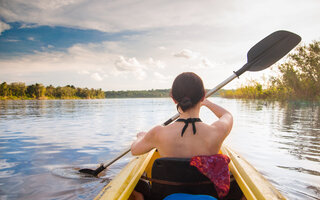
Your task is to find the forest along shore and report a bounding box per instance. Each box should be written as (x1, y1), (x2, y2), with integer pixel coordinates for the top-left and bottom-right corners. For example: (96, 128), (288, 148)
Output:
(0, 86), (223, 100)
(0, 83), (105, 100)
(0, 84), (172, 100)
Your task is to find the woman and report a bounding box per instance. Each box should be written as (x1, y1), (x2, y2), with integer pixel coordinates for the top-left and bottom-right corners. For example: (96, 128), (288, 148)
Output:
(130, 72), (233, 200)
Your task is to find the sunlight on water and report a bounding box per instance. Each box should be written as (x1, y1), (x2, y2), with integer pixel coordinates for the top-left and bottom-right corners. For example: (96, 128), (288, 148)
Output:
(0, 98), (319, 199)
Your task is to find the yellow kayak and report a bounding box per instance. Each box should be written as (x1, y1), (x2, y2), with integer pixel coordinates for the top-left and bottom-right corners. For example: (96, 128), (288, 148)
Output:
(95, 145), (285, 200)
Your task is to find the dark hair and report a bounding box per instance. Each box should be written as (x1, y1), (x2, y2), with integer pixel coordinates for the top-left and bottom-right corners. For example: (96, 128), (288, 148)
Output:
(171, 72), (205, 112)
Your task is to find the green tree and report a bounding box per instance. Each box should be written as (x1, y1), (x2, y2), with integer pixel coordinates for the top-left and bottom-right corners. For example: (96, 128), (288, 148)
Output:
(0, 82), (8, 97)
(26, 83), (46, 99)
(45, 85), (55, 97)
(9, 82), (26, 97)
(272, 40), (320, 100)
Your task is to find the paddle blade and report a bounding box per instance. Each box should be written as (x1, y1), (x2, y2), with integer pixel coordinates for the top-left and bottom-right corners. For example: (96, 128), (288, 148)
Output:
(247, 30), (301, 72)
(79, 164), (106, 177)
(235, 30), (301, 76)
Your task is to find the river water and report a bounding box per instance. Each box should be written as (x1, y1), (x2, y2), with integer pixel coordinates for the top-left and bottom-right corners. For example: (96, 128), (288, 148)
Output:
(0, 98), (319, 200)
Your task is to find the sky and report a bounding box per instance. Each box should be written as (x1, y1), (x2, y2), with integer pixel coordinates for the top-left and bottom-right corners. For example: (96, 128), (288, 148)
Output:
(0, 0), (319, 91)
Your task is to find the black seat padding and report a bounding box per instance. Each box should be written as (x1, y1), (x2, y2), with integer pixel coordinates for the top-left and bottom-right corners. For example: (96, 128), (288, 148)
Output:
(150, 157), (218, 200)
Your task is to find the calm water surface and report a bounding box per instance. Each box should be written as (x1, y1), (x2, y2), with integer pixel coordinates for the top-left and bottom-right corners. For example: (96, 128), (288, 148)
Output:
(0, 98), (319, 200)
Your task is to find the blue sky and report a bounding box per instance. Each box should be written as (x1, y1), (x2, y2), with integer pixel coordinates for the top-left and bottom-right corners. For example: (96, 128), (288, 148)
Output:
(0, 22), (128, 56)
(0, 0), (319, 90)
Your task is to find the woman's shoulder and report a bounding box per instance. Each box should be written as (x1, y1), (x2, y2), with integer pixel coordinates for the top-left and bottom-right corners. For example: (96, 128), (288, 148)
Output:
(150, 125), (165, 133)
(147, 125), (167, 138)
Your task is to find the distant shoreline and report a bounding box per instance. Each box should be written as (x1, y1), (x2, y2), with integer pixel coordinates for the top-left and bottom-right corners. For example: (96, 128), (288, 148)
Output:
(0, 96), (105, 100)
(1, 88), (223, 100)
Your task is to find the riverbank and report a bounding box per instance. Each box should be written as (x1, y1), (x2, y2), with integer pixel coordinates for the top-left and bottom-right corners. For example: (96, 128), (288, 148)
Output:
(219, 81), (320, 102)
(0, 96), (104, 100)
(1, 88), (223, 99)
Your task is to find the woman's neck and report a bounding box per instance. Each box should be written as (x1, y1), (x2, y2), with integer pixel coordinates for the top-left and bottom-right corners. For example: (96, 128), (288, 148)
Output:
(179, 104), (201, 119)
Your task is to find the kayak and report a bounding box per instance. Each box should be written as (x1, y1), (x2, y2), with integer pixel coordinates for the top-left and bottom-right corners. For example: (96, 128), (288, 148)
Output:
(94, 145), (285, 200)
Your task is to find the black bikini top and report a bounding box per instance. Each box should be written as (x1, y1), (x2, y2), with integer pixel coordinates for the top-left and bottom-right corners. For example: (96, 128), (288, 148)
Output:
(176, 118), (202, 137)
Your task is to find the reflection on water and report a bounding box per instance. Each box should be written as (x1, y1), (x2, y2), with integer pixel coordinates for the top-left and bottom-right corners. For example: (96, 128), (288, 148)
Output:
(274, 102), (320, 199)
(0, 98), (319, 200)
(224, 99), (320, 200)
(277, 102), (320, 162)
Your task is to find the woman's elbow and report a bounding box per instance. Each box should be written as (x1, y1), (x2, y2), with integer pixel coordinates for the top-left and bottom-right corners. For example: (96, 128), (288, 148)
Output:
(223, 112), (233, 134)
(131, 144), (139, 156)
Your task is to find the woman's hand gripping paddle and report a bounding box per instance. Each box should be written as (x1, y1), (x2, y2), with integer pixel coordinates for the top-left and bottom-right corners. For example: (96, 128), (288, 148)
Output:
(79, 30), (301, 177)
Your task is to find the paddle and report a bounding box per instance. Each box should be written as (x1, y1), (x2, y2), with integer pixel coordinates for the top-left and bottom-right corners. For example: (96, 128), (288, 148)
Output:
(79, 30), (301, 177)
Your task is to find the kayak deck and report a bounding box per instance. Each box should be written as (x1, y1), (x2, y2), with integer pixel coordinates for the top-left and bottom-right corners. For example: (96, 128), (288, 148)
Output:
(95, 146), (285, 200)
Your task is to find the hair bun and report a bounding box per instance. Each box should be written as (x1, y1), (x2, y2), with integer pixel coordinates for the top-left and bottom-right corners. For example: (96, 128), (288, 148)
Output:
(179, 97), (193, 111)
(171, 72), (205, 112)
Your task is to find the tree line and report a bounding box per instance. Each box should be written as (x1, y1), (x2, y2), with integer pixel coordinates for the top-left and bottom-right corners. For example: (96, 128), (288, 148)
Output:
(105, 89), (170, 98)
(220, 40), (320, 101)
(0, 82), (226, 100)
(105, 89), (222, 98)
(0, 82), (105, 99)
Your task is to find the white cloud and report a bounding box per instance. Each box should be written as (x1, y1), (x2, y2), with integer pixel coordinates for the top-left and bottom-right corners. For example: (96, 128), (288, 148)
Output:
(0, 42), (116, 75)
(79, 69), (107, 81)
(113, 56), (148, 80)
(0, 1), (229, 32)
(0, 0), (316, 37)
(28, 37), (35, 41)
(148, 58), (165, 69)
(201, 57), (213, 68)
(0, 20), (11, 35)
(114, 56), (145, 71)
(0, 41), (155, 86)
(173, 49), (214, 68)
(158, 46), (166, 50)
(91, 73), (103, 81)
(173, 49), (196, 59)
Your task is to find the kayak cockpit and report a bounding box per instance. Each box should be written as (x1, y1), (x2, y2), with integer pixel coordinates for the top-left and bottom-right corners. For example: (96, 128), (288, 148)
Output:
(95, 146), (286, 200)
(133, 152), (243, 200)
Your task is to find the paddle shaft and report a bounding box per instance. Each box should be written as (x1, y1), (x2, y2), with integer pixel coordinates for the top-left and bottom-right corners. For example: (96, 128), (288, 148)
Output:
(103, 148), (131, 168)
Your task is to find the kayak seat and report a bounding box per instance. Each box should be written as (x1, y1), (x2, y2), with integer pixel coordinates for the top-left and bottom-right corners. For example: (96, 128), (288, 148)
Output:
(136, 157), (243, 200)
(151, 157), (218, 200)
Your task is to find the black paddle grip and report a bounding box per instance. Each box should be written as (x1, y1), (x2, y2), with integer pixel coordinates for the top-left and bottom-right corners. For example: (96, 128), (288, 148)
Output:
(234, 63), (250, 77)
(163, 118), (174, 126)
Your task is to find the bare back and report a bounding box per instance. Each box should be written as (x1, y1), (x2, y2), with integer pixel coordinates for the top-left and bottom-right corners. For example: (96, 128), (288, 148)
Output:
(131, 99), (233, 158)
(155, 121), (223, 158)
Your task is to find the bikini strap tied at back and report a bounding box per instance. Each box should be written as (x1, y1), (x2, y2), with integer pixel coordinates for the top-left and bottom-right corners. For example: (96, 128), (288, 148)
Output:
(176, 118), (202, 137)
